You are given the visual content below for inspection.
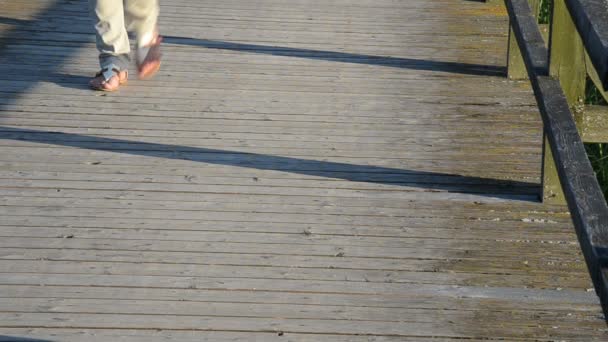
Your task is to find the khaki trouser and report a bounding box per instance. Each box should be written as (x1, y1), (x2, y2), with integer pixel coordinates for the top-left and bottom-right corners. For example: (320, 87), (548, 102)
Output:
(89, 0), (159, 69)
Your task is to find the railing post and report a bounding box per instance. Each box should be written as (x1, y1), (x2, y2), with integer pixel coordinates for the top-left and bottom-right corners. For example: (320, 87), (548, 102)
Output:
(541, 0), (586, 204)
(541, 135), (565, 202)
(507, 0), (540, 80)
(548, 1), (586, 104)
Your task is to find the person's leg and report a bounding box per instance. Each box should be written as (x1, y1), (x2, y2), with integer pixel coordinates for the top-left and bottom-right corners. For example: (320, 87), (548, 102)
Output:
(89, 0), (130, 90)
(124, 0), (159, 47)
(124, 0), (161, 79)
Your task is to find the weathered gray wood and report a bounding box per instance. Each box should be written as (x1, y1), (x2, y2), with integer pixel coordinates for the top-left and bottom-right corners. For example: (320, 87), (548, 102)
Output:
(2, 297), (600, 323)
(1, 284), (598, 311)
(0, 312), (581, 339)
(0, 259), (589, 288)
(0, 212), (574, 233)
(0, 248), (588, 278)
(0, 273), (596, 308)
(574, 105), (608, 143)
(0, 297), (603, 338)
(0, 236), (585, 263)
(0, 330), (426, 342)
(0, 195), (563, 220)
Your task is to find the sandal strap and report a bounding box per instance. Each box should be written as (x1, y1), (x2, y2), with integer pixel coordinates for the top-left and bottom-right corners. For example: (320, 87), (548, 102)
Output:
(96, 63), (124, 82)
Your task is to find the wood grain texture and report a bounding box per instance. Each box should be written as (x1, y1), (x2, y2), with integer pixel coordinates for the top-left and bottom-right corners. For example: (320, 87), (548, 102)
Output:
(574, 105), (608, 143)
(0, 0), (606, 340)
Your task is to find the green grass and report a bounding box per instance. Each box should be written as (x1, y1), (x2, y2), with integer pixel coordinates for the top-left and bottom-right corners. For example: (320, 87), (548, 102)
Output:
(585, 144), (608, 197)
(584, 80), (608, 198)
(585, 79), (607, 106)
(538, 0), (552, 24)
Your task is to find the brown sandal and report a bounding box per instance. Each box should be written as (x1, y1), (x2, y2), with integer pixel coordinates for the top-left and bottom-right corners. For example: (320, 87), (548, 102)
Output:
(89, 65), (128, 92)
(137, 35), (162, 80)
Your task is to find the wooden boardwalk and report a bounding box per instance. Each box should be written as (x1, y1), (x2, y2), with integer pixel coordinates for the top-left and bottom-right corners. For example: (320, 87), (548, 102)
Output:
(0, 0), (607, 340)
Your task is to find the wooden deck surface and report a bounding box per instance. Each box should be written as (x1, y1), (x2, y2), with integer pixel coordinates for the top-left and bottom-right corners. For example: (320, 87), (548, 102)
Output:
(1, 0), (607, 340)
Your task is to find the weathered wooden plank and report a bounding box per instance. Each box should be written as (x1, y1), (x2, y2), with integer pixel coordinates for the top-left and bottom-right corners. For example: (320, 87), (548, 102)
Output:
(0, 124), (541, 146)
(0, 199), (564, 224)
(0, 167), (541, 189)
(0, 99), (541, 119)
(0, 284), (599, 310)
(0, 141), (541, 162)
(5, 217), (551, 241)
(0, 313), (534, 339)
(0, 248), (588, 278)
(2, 203), (567, 226)
(0, 330), (415, 342)
(0, 123), (541, 142)
(0, 235), (584, 264)
(0, 273), (595, 306)
(0, 212), (574, 235)
(0, 193), (564, 219)
(0, 129), (541, 152)
(0, 297), (603, 337)
(0, 259), (590, 289)
(0, 103), (536, 125)
(0, 141), (542, 169)
(0, 310), (603, 339)
(0, 153), (543, 180)
(574, 105), (608, 143)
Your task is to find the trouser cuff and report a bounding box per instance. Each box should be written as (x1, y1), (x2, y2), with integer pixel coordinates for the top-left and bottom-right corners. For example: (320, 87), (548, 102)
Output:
(99, 53), (130, 70)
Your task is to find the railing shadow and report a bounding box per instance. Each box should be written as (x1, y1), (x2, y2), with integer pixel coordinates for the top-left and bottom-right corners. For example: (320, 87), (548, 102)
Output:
(162, 36), (506, 77)
(0, 337), (53, 342)
(0, 126), (539, 200)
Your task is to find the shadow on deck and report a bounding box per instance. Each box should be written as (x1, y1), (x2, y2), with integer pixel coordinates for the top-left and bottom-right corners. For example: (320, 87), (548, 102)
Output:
(0, 337), (52, 342)
(0, 126), (538, 200)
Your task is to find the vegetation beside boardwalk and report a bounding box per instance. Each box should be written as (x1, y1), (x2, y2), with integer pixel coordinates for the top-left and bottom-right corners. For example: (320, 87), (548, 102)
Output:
(538, 0), (552, 24)
(584, 82), (608, 197)
(535, 0), (608, 198)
